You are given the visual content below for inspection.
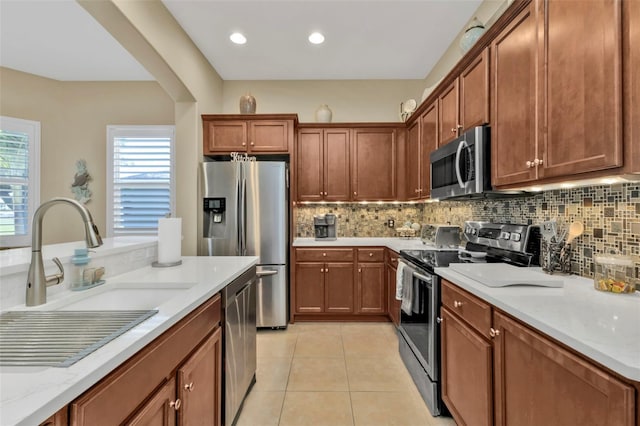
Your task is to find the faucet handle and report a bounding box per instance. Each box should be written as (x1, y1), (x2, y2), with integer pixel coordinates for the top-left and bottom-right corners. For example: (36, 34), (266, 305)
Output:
(46, 257), (65, 286)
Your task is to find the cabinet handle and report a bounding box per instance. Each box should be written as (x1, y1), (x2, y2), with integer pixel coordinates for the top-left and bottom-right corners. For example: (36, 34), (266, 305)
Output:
(436, 317), (443, 324)
(320, 268), (324, 273)
(184, 382), (194, 392)
(323, 252), (327, 257)
(489, 328), (500, 338)
(170, 399), (182, 410)
(451, 127), (457, 134)
(369, 253), (373, 257)
(457, 124), (463, 130)
(358, 268), (362, 273)
(250, 141), (255, 146)
(453, 300), (463, 308)
(353, 192), (357, 195)
(534, 158), (543, 166)
(526, 160), (533, 168)
(242, 142), (246, 146)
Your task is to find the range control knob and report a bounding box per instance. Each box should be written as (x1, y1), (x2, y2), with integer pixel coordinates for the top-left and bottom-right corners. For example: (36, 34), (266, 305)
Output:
(511, 233), (522, 242)
(500, 231), (511, 240)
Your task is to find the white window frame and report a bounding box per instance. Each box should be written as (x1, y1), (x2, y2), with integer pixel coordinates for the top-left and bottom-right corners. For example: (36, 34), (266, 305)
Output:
(106, 125), (176, 237)
(0, 116), (40, 248)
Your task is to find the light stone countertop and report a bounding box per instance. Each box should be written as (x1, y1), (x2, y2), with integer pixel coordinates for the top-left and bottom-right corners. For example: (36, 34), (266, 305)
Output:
(0, 256), (259, 426)
(436, 266), (640, 382)
(292, 237), (427, 253)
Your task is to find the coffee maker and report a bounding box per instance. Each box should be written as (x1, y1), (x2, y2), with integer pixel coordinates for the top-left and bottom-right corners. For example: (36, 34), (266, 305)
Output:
(314, 214), (337, 241)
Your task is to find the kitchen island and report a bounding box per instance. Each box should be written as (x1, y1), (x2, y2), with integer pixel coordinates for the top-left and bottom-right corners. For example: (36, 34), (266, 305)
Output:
(0, 255), (258, 426)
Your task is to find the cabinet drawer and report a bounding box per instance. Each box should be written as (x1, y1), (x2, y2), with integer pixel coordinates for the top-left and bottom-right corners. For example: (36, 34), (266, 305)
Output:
(357, 248), (385, 262)
(296, 248), (354, 262)
(442, 279), (492, 338)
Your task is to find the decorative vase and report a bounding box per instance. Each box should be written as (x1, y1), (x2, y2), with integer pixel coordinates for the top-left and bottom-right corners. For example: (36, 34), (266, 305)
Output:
(315, 104), (333, 123)
(459, 17), (485, 53)
(239, 94), (256, 114)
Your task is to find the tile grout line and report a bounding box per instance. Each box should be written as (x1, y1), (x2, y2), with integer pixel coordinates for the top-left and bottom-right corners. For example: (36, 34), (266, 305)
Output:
(278, 330), (299, 426)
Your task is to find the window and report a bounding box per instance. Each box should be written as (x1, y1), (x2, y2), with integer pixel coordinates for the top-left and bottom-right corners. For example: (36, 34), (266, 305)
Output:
(0, 116), (40, 248)
(107, 125), (175, 237)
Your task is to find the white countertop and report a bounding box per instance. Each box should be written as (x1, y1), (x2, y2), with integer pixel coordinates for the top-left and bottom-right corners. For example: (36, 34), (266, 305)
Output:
(436, 266), (640, 382)
(293, 237), (427, 253)
(0, 256), (258, 426)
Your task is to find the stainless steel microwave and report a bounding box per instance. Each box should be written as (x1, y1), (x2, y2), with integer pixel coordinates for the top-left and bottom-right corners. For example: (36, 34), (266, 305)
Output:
(430, 125), (491, 200)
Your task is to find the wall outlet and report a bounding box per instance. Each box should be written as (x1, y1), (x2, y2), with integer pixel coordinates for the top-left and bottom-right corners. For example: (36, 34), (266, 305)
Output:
(387, 219), (395, 228)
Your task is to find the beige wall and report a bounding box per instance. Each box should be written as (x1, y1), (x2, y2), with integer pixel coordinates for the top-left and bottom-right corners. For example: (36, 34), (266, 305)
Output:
(222, 80), (425, 122)
(0, 67), (174, 245)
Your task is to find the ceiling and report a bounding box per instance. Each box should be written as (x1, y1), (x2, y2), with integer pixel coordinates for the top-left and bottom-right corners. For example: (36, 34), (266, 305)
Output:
(0, 0), (483, 82)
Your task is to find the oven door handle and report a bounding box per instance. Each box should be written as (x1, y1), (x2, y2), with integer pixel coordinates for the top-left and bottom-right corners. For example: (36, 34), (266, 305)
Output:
(412, 271), (433, 284)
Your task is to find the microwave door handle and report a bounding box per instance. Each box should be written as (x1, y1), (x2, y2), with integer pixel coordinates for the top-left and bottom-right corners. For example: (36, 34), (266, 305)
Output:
(455, 140), (466, 189)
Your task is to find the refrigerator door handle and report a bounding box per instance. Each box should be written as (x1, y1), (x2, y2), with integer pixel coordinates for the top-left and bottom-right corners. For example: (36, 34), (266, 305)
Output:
(236, 171), (242, 256)
(240, 177), (247, 256)
(256, 270), (278, 277)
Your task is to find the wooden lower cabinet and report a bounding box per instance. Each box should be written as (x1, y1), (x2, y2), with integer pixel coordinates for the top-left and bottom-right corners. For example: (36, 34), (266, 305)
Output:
(295, 262), (325, 313)
(385, 249), (400, 326)
(294, 260), (354, 314)
(356, 262), (385, 314)
(325, 263), (355, 313)
(127, 378), (177, 426)
(440, 279), (637, 426)
(70, 295), (222, 426)
(493, 311), (635, 426)
(441, 307), (493, 426)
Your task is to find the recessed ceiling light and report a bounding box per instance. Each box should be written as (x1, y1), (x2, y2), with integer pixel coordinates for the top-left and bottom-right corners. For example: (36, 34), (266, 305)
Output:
(230, 32), (247, 45)
(308, 32), (325, 44)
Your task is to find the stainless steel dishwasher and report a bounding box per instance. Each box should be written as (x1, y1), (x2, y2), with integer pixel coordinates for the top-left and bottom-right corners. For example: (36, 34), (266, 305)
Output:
(223, 266), (257, 426)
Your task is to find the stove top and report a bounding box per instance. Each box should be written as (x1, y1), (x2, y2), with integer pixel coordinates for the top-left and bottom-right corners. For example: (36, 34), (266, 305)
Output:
(400, 221), (542, 272)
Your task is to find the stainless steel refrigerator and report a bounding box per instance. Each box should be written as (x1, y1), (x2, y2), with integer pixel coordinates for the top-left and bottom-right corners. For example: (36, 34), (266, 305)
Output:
(200, 160), (289, 328)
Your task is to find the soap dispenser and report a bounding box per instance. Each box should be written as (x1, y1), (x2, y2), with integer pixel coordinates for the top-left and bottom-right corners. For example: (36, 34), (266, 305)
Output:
(70, 248), (91, 290)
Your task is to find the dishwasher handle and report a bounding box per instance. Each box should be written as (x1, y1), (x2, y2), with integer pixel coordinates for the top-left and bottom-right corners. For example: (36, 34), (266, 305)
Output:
(256, 270), (278, 277)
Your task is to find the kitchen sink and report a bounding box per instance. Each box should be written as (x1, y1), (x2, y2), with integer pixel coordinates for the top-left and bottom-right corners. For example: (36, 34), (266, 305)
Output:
(58, 287), (189, 311)
(0, 310), (157, 367)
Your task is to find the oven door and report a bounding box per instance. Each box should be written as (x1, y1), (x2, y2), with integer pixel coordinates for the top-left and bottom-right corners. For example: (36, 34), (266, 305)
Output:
(398, 261), (440, 381)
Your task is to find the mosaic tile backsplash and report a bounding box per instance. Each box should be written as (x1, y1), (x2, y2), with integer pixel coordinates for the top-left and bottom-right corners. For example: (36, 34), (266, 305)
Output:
(295, 183), (640, 284)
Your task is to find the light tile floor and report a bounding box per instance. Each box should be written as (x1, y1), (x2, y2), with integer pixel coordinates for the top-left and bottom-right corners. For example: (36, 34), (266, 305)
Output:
(236, 322), (458, 426)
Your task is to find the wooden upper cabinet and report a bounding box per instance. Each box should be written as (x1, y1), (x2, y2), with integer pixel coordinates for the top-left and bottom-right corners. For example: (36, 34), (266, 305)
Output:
(296, 128), (350, 201)
(202, 115), (295, 155)
(538, 0), (623, 179)
(420, 101), (438, 198)
(493, 311), (635, 426)
(324, 129), (350, 201)
(624, 0), (640, 172)
(406, 120), (421, 200)
(296, 129), (324, 202)
(438, 80), (460, 145)
(351, 128), (398, 201)
(460, 48), (490, 130)
(491, 1), (539, 186)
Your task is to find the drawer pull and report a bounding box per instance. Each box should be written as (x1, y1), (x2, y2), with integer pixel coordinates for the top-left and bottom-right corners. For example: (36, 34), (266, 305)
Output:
(490, 328), (500, 338)
(453, 300), (463, 308)
(369, 253), (373, 257)
(320, 268), (324, 273)
(170, 399), (182, 410)
(184, 382), (194, 392)
(359, 268), (362, 273)
(323, 252), (327, 257)
(436, 317), (442, 324)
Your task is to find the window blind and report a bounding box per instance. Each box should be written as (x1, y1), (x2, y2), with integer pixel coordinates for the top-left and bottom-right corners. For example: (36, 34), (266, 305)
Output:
(110, 129), (174, 236)
(0, 117), (39, 247)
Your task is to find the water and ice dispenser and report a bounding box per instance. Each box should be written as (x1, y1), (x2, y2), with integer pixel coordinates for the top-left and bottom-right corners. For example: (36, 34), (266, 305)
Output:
(203, 197), (226, 238)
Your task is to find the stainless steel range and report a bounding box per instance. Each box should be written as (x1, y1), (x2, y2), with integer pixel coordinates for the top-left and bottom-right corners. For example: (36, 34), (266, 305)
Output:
(397, 222), (541, 417)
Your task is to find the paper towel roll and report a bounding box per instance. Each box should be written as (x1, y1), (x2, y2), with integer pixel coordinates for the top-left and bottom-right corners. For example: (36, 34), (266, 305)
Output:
(158, 218), (182, 264)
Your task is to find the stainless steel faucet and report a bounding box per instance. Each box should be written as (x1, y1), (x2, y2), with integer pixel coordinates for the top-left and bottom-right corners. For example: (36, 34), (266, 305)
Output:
(26, 197), (103, 306)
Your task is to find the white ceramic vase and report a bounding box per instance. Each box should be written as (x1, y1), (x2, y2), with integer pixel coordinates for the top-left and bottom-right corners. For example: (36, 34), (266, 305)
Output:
(315, 104), (333, 123)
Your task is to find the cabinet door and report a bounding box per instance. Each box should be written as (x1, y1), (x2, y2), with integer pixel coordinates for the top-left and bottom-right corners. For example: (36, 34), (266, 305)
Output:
(625, 0), (640, 172)
(419, 101), (438, 198)
(539, 0), (622, 178)
(296, 129), (324, 201)
(356, 262), (385, 314)
(325, 262), (355, 313)
(294, 262), (325, 313)
(126, 378), (177, 426)
(324, 129), (351, 201)
(203, 121), (247, 154)
(406, 120), (421, 200)
(177, 328), (222, 426)
(249, 120), (290, 153)
(351, 128), (397, 201)
(438, 80), (460, 145)
(441, 308), (493, 426)
(491, 1), (538, 186)
(386, 262), (400, 326)
(493, 311), (634, 426)
(460, 47), (490, 130)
